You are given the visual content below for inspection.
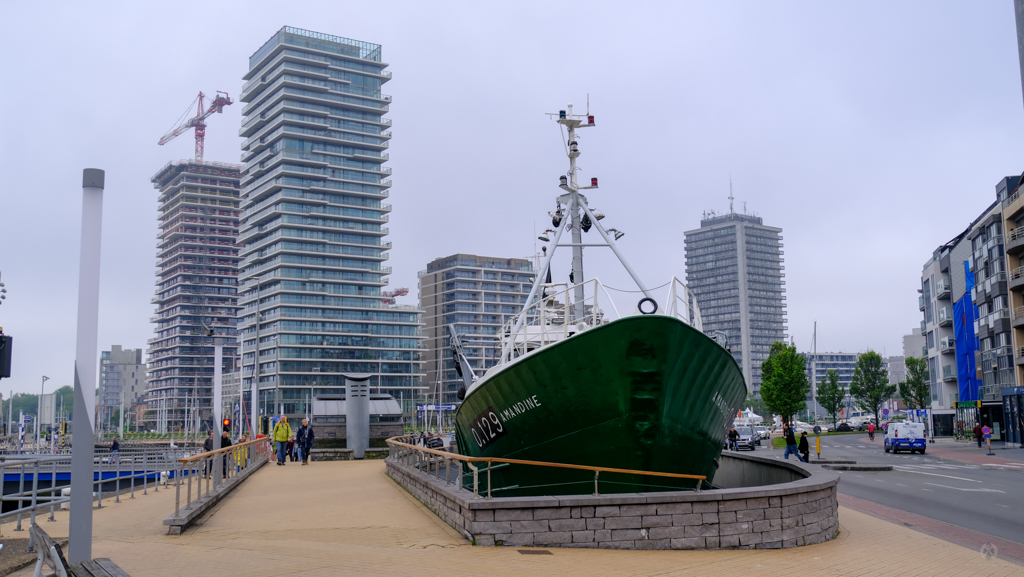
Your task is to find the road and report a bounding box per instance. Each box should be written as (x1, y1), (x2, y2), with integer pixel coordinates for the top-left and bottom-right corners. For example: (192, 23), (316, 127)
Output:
(757, 432), (1024, 548)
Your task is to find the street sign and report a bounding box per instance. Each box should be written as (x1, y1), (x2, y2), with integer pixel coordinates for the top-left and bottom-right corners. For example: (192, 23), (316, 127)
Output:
(882, 409), (889, 417)
(417, 404), (457, 411)
(23, 415), (33, 423)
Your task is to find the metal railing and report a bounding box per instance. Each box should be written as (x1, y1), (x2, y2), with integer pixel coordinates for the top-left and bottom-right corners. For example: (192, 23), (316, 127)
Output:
(0, 448), (185, 536)
(171, 438), (272, 519)
(385, 436), (706, 499)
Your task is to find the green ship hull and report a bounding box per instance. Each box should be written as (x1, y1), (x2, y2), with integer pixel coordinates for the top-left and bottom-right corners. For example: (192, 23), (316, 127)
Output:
(454, 315), (746, 497)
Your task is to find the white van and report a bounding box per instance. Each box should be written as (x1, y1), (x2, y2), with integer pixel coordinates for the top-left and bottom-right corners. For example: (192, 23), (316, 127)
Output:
(884, 422), (926, 454)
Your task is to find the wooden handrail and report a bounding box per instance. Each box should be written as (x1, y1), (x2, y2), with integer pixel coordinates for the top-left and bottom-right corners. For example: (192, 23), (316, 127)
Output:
(177, 438), (267, 463)
(386, 437), (705, 481)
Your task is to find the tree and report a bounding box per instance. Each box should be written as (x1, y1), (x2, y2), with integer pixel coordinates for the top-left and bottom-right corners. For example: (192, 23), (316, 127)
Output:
(849, 351), (896, 426)
(760, 341), (810, 425)
(815, 369), (845, 429)
(898, 357), (931, 420)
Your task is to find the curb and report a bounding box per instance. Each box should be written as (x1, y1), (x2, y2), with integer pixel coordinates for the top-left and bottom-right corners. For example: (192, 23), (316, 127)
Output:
(808, 460), (856, 465)
(820, 465), (892, 471)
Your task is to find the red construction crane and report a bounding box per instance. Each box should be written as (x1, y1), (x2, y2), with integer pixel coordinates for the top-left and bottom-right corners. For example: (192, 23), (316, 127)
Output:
(158, 91), (233, 161)
(380, 288), (409, 308)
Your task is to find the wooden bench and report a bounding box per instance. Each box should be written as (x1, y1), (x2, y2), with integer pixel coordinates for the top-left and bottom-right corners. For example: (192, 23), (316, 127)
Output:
(30, 524), (131, 577)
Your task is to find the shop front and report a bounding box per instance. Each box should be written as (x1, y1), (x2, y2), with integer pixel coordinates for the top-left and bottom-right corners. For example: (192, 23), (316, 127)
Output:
(1002, 386), (1024, 446)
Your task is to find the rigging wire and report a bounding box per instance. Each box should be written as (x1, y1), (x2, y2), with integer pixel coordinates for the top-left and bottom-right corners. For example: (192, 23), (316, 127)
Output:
(601, 281), (672, 293)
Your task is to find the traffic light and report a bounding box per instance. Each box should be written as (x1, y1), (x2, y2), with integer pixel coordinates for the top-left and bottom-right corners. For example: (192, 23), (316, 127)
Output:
(223, 418), (231, 432)
(0, 334), (13, 379)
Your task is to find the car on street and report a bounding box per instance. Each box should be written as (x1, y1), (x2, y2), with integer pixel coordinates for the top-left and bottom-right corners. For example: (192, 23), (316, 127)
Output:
(734, 426), (758, 450)
(836, 422), (853, 432)
(754, 426), (769, 440)
(884, 422), (926, 454)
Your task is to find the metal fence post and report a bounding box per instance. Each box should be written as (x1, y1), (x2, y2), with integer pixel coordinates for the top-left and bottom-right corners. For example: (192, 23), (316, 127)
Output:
(486, 461), (492, 500)
(16, 462), (25, 531)
(174, 461), (181, 518)
(143, 453), (148, 495)
(115, 455), (121, 503)
(96, 454), (103, 509)
(29, 460), (40, 550)
(593, 470), (600, 496)
(48, 460), (56, 522)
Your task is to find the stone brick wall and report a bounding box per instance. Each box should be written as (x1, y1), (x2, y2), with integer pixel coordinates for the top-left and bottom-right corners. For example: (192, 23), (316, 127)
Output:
(385, 452), (839, 550)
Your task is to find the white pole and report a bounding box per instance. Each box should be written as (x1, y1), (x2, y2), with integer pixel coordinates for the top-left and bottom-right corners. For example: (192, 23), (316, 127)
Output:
(213, 339), (223, 484)
(119, 389), (124, 437)
(70, 168), (104, 563)
(38, 375), (48, 450)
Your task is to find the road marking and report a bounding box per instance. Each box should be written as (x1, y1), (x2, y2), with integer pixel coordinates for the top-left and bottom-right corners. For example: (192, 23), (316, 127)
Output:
(896, 483), (907, 487)
(924, 483), (1005, 493)
(890, 467), (981, 482)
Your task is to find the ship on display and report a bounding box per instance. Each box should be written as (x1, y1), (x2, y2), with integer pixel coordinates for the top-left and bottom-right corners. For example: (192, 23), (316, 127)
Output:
(452, 103), (747, 497)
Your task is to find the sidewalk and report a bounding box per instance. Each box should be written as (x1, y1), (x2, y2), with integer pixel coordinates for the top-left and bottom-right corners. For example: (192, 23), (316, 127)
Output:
(7, 460), (1021, 576)
(926, 438), (1024, 469)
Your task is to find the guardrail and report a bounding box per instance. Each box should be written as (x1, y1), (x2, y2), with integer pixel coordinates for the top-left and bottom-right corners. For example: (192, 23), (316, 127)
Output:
(0, 449), (184, 542)
(167, 438), (272, 532)
(385, 435), (706, 499)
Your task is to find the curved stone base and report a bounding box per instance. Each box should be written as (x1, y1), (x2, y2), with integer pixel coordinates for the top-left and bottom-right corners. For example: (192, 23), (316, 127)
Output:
(385, 452), (839, 550)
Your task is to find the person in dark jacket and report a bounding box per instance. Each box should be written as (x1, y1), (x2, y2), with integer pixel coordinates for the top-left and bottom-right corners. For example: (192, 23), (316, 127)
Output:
(973, 422), (984, 448)
(220, 431), (233, 478)
(783, 424), (805, 462)
(296, 419), (315, 465)
(111, 436), (120, 463)
(798, 431), (810, 463)
(727, 427), (739, 451)
(203, 431), (214, 477)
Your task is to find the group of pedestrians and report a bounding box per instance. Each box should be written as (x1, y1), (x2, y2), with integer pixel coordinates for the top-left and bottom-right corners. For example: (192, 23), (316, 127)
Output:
(782, 423), (810, 463)
(272, 416), (315, 466)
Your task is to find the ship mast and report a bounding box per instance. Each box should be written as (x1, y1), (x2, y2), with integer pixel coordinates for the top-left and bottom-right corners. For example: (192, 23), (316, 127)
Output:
(499, 102), (655, 363)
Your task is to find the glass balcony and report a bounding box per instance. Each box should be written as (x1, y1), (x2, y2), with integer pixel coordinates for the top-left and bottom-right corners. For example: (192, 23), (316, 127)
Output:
(938, 306), (953, 326)
(919, 295), (926, 311)
(939, 337), (954, 354)
(942, 365), (957, 381)
(935, 279), (950, 299)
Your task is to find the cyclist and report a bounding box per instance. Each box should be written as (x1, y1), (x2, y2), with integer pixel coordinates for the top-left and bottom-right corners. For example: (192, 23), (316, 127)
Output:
(867, 421), (875, 441)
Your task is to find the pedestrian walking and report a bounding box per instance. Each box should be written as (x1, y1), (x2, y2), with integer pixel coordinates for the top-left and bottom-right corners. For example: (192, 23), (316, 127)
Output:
(111, 435), (120, 464)
(221, 430), (233, 478)
(982, 423), (993, 452)
(867, 422), (875, 441)
(286, 437), (296, 462)
(973, 422), (984, 448)
(203, 430), (214, 477)
(273, 416), (292, 465)
(798, 431), (810, 463)
(727, 427), (739, 451)
(783, 424), (805, 462)
(296, 419), (315, 465)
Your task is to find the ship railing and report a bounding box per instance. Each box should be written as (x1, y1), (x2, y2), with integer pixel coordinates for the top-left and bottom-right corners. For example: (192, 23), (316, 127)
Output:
(385, 436), (706, 500)
(498, 279), (617, 364)
(663, 276), (703, 332)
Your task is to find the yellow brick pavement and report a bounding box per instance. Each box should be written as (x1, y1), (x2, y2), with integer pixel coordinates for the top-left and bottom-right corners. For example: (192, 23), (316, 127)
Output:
(6, 460), (1021, 576)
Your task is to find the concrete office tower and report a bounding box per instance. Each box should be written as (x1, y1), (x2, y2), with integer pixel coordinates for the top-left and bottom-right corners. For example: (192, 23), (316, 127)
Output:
(145, 160), (242, 433)
(238, 28), (424, 420)
(98, 345), (144, 432)
(803, 352), (858, 417)
(684, 206), (787, 393)
(903, 328), (926, 360)
(418, 255), (535, 406)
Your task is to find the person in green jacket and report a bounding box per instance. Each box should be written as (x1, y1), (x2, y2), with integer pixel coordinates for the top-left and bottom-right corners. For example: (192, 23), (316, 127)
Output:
(273, 416), (293, 466)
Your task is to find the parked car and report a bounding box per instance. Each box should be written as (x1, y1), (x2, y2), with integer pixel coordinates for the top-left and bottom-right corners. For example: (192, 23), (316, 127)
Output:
(734, 426), (758, 450)
(836, 422), (853, 432)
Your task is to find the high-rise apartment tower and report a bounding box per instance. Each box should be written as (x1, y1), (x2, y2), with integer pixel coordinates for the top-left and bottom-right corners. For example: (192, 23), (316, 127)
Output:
(145, 160), (242, 432)
(418, 254), (535, 405)
(684, 207), (786, 393)
(237, 27), (424, 419)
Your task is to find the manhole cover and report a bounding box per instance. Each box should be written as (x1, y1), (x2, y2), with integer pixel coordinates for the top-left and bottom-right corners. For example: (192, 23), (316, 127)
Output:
(518, 549), (553, 555)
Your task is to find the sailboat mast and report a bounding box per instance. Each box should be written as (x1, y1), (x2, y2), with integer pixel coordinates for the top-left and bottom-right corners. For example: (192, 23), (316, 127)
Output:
(567, 104), (586, 322)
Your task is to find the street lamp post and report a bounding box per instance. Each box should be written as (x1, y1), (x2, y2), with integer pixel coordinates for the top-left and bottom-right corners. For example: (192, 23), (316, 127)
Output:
(37, 375), (49, 450)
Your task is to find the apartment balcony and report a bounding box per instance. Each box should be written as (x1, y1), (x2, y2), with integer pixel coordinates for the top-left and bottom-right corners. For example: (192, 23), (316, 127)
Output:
(941, 364), (957, 382)
(919, 295), (926, 311)
(920, 319), (927, 332)
(1010, 267), (1024, 292)
(1016, 346), (1024, 365)
(1006, 226), (1024, 256)
(935, 279), (950, 300)
(1014, 305), (1024, 328)
(937, 306), (953, 327)
(939, 337), (955, 355)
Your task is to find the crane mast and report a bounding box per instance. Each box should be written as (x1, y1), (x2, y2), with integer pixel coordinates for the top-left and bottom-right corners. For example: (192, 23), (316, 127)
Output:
(158, 91), (233, 161)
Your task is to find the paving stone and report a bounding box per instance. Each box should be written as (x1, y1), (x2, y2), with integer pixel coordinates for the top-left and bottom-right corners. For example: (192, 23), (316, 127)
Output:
(510, 520), (548, 533)
(781, 516), (800, 529)
(720, 534), (740, 548)
(718, 511), (737, 523)
(594, 505), (620, 517)
(610, 529), (646, 541)
(752, 520), (770, 532)
(719, 522), (752, 536)
(474, 510), (494, 522)
(472, 521), (511, 534)
(656, 502), (692, 515)
(535, 531), (573, 545)
(495, 533), (534, 546)
(585, 518), (604, 530)
(475, 535), (495, 546)
(641, 515), (672, 528)
(549, 518), (586, 532)
(533, 507), (571, 520)
(719, 500), (747, 512)
(571, 530), (594, 543)
(494, 509), (533, 521)
(647, 526), (687, 540)
(671, 537), (706, 549)
(739, 532), (762, 546)
(765, 507), (782, 520)
(769, 496), (782, 507)
(684, 524), (719, 537)
(594, 529), (611, 541)
(705, 536), (720, 549)
(745, 497), (769, 509)
(570, 507), (581, 519)
(782, 526), (806, 541)
(737, 509), (764, 522)
(605, 516), (641, 529)
(634, 538), (671, 550)
(670, 513), (702, 526)
(620, 504), (657, 516)
(693, 501), (718, 513)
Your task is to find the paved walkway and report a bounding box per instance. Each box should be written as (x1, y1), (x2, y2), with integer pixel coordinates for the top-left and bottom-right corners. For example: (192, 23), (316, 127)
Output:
(926, 439), (1024, 470)
(6, 461), (1022, 576)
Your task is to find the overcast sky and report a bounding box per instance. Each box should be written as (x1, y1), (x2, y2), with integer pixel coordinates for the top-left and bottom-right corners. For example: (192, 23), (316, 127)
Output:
(1, 1), (1022, 397)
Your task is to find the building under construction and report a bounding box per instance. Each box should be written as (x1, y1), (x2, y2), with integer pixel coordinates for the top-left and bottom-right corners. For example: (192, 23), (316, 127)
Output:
(142, 159), (242, 432)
